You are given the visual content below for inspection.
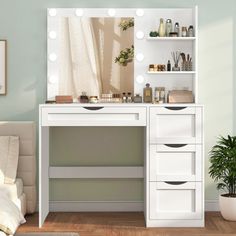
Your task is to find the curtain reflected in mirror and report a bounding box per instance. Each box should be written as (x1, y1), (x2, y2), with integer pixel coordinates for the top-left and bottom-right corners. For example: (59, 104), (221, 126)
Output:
(58, 17), (134, 98)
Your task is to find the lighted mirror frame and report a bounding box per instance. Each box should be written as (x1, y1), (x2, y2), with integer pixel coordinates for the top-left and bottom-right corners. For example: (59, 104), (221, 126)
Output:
(47, 8), (147, 100)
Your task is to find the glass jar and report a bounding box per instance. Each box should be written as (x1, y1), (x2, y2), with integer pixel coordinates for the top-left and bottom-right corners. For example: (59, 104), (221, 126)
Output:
(182, 27), (187, 37)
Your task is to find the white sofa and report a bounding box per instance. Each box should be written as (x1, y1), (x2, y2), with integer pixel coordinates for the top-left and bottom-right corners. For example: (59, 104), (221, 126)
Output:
(0, 121), (36, 215)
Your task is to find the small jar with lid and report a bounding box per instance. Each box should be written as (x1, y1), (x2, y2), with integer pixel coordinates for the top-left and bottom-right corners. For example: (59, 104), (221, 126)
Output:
(149, 64), (155, 72)
(133, 94), (142, 103)
(89, 96), (98, 103)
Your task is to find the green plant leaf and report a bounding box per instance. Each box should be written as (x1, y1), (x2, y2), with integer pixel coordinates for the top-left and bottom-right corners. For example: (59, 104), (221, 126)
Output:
(209, 135), (236, 195)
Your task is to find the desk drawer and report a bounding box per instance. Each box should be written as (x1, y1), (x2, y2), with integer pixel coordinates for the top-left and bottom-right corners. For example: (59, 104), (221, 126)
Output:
(150, 144), (202, 181)
(150, 182), (202, 220)
(41, 106), (146, 126)
(150, 106), (202, 144)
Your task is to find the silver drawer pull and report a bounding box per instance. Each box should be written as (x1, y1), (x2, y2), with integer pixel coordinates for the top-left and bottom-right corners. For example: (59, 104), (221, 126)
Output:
(164, 107), (187, 111)
(164, 144), (187, 148)
(164, 181), (187, 185)
(83, 107), (104, 111)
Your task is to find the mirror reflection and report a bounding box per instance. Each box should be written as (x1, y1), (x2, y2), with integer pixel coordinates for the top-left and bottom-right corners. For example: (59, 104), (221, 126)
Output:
(58, 17), (134, 98)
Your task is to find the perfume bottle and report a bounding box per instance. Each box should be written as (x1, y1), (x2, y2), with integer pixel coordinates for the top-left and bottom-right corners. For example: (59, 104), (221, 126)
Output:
(127, 92), (133, 103)
(166, 19), (172, 37)
(143, 83), (152, 103)
(122, 92), (127, 103)
(167, 60), (171, 71)
(158, 18), (165, 37)
(79, 92), (89, 103)
(174, 22), (180, 36)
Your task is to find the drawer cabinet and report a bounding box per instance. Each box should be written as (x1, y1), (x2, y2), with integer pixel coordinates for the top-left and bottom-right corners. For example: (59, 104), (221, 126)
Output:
(150, 144), (202, 181)
(150, 182), (202, 220)
(150, 106), (202, 144)
(148, 105), (204, 227)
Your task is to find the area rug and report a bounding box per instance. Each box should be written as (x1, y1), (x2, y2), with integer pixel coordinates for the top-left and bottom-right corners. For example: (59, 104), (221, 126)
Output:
(15, 233), (79, 236)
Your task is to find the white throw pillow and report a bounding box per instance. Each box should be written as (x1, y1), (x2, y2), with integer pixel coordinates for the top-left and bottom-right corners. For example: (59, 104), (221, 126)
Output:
(0, 136), (19, 184)
(0, 192), (25, 235)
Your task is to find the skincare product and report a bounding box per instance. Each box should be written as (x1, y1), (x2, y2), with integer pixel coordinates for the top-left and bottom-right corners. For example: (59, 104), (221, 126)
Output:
(143, 83), (152, 103)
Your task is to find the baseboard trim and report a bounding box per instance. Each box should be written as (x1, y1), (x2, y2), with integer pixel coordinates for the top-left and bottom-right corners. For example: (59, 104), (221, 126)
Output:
(49, 201), (144, 212)
(205, 200), (219, 211)
(47, 200), (219, 212)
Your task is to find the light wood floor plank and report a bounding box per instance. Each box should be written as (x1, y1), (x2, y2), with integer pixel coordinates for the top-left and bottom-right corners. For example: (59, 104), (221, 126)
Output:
(17, 212), (236, 236)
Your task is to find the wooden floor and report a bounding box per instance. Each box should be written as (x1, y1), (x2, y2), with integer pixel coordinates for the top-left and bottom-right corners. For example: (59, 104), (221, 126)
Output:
(17, 212), (236, 236)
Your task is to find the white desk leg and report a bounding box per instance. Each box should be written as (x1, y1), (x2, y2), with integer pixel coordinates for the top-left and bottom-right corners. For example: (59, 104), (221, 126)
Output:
(39, 126), (49, 227)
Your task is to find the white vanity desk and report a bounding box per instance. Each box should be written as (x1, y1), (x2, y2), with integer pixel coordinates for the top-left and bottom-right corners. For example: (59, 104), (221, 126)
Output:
(39, 103), (204, 228)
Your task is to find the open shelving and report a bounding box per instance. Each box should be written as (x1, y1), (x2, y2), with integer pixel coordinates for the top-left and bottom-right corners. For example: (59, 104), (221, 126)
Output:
(134, 7), (198, 103)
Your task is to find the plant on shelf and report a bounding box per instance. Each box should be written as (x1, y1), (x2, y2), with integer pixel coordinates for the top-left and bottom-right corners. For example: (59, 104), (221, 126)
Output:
(115, 45), (134, 66)
(209, 135), (236, 221)
(119, 18), (134, 31)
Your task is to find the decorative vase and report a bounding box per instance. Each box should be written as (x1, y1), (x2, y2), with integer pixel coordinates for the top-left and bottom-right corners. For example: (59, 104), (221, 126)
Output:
(158, 18), (165, 37)
(219, 194), (236, 221)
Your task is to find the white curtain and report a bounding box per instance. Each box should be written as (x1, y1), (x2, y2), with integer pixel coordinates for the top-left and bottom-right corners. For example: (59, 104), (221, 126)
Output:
(59, 17), (102, 98)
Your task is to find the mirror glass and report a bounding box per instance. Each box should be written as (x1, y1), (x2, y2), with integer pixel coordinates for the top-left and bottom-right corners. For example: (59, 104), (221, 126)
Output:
(58, 17), (134, 98)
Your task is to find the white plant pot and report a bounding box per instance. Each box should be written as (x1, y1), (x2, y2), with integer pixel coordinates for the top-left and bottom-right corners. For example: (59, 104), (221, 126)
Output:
(219, 195), (236, 221)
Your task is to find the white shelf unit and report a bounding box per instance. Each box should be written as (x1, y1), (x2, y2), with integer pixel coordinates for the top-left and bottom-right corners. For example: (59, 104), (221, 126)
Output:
(134, 7), (198, 103)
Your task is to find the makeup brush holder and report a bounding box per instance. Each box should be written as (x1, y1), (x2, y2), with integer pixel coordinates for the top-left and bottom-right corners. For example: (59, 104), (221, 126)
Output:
(181, 61), (192, 71)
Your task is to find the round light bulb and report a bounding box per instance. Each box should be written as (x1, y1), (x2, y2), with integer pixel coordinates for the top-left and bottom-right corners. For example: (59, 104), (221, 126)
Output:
(49, 53), (57, 62)
(108, 9), (116, 16)
(48, 8), (57, 17)
(136, 9), (144, 17)
(48, 75), (58, 84)
(49, 31), (57, 39)
(136, 75), (144, 84)
(75, 8), (84, 16)
(136, 31), (145, 39)
(136, 53), (144, 62)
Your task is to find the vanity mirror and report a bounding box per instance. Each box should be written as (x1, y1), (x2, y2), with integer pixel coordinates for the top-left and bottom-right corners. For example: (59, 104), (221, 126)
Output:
(47, 9), (139, 100)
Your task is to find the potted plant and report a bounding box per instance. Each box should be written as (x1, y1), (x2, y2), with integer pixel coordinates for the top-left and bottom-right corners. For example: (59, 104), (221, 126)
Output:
(209, 135), (236, 221)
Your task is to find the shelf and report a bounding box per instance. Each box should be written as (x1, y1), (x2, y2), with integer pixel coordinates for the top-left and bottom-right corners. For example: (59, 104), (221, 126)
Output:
(147, 71), (196, 75)
(147, 37), (196, 41)
(49, 166), (144, 179)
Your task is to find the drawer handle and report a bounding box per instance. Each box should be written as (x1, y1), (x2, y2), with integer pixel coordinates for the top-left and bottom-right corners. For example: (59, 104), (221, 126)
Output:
(164, 107), (187, 111)
(164, 144), (187, 148)
(83, 107), (104, 111)
(164, 181), (187, 185)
